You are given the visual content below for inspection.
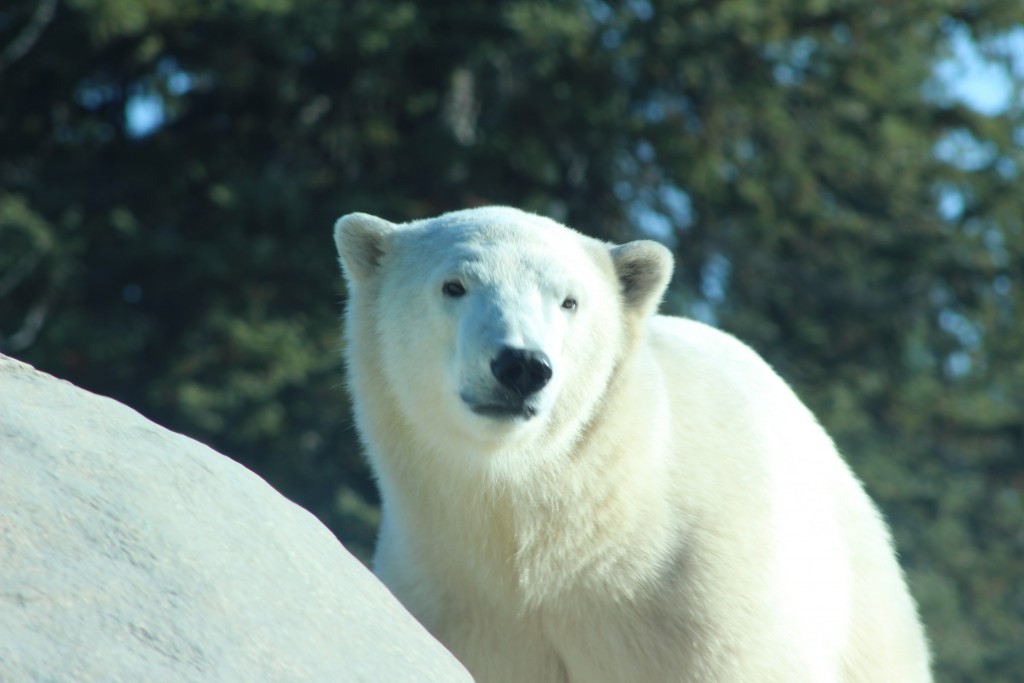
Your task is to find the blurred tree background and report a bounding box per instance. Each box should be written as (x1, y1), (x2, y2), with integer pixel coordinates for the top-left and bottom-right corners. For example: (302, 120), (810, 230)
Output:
(1, 0), (1022, 679)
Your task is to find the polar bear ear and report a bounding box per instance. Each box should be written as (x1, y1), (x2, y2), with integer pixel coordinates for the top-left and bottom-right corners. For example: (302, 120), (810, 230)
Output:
(334, 213), (397, 283)
(610, 240), (674, 316)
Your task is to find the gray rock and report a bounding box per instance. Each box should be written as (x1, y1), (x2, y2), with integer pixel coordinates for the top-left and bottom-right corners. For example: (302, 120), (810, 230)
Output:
(0, 354), (472, 683)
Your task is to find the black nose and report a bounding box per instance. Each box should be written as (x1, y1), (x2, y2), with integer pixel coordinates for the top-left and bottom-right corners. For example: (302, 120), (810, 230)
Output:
(490, 348), (553, 397)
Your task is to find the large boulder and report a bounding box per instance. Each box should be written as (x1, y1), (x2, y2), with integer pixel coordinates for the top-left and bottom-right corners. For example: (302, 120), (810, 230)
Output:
(0, 354), (472, 682)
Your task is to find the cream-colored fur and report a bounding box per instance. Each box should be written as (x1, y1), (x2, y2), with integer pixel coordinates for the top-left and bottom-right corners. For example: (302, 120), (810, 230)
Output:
(333, 207), (931, 683)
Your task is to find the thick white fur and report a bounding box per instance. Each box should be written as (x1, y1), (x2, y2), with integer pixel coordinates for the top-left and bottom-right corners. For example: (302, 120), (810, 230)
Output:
(334, 207), (932, 683)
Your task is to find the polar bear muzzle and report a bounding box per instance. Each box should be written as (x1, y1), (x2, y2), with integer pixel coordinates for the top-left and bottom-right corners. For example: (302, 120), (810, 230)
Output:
(459, 346), (552, 420)
(490, 347), (552, 397)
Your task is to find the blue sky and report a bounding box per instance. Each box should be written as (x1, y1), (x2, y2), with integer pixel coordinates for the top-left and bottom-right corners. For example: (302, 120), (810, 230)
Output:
(933, 25), (1024, 116)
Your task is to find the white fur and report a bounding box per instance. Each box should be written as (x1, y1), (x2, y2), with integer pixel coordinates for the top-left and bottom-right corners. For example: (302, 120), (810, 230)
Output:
(334, 206), (932, 683)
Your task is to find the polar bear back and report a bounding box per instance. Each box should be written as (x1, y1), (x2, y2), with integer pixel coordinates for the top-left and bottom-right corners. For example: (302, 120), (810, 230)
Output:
(647, 315), (931, 682)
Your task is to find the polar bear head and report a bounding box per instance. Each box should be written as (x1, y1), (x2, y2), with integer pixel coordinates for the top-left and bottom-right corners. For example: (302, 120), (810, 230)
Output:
(334, 207), (672, 462)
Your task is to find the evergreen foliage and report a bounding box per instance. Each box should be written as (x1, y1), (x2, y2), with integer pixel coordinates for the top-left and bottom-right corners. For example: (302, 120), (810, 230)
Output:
(2, 1), (1021, 678)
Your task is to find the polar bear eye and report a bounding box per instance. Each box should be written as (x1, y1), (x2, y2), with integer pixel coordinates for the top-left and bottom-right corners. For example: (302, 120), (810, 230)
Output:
(561, 297), (578, 312)
(442, 281), (466, 298)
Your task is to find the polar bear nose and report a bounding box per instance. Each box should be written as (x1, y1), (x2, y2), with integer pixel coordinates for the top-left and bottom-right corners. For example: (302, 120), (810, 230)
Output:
(490, 348), (553, 397)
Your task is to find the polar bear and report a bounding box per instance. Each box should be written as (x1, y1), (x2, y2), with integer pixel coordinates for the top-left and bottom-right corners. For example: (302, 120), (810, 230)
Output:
(333, 206), (931, 683)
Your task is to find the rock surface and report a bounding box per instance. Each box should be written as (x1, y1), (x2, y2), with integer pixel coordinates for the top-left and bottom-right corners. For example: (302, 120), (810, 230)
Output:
(0, 354), (472, 682)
